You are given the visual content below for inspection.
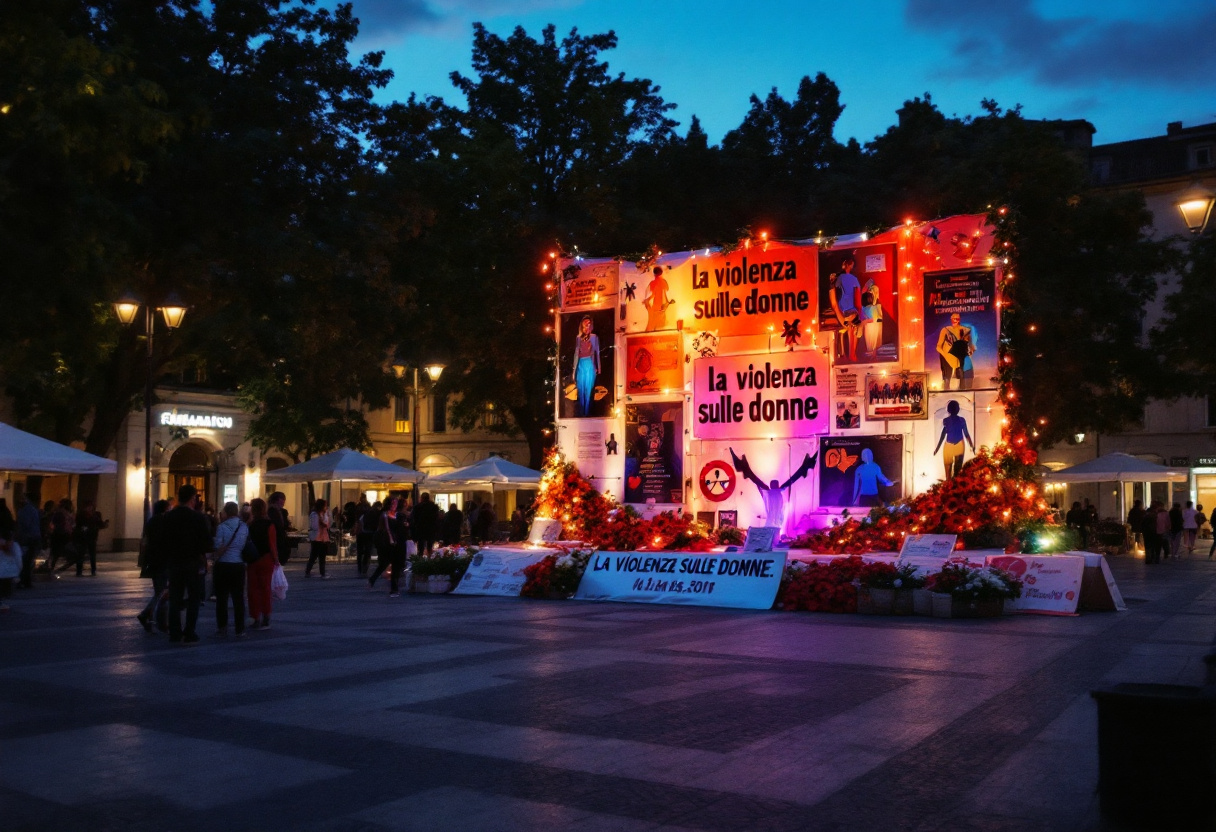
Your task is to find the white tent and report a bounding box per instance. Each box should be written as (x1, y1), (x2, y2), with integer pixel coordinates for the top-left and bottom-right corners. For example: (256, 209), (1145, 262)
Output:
(425, 456), (541, 490)
(1041, 452), (1188, 521)
(266, 448), (425, 484)
(0, 421), (117, 475)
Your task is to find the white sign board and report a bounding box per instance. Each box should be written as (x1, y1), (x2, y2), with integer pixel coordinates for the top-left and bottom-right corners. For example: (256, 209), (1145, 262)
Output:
(742, 526), (777, 553)
(985, 554), (1086, 615)
(452, 547), (551, 597)
(527, 518), (563, 545)
(900, 534), (958, 558)
(575, 551), (786, 610)
(692, 350), (830, 440)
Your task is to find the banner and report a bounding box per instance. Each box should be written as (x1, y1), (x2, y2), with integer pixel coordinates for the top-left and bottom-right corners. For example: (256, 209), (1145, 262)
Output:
(561, 261), (618, 311)
(923, 269), (999, 391)
(559, 309), (616, 419)
(818, 244), (899, 365)
(625, 332), (684, 395)
(692, 350), (830, 440)
(985, 554), (1086, 615)
(612, 243), (820, 338)
(624, 402), (684, 504)
(575, 550), (787, 609)
(819, 435), (903, 508)
(452, 547), (551, 597)
(865, 372), (927, 420)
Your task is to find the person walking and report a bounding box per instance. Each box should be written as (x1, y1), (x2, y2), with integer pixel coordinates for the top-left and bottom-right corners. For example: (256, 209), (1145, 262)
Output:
(1127, 499), (1146, 554)
(15, 494), (41, 589)
(442, 502), (463, 546)
(1141, 503), (1161, 564)
(154, 484), (212, 644)
(72, 500), (108, 576)
(1168, 502), (1184, 559)
(1182, 500), (1199, 554)
(355, 499), (379, 576)
(1066, 502), (1089, 549)
(136, 500), (171, 633)
(211, 502), (249, 637)
(0, 500), (17, 612)
(412, 492), (440, 557)
(246, 498), (278, 630)
(305, 498), (331, 579)
(473, 501), (496, 544)
(368, 497), (408, 596)
(46, 499), (74, 575)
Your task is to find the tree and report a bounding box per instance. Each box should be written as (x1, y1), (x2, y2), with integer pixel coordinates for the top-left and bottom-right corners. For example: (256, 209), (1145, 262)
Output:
(1151, 228), (1216, 400)
(378, 23), (676, 467)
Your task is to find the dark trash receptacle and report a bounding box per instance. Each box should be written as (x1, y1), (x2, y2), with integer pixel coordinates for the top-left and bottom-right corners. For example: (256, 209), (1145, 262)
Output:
(1091, 683), (1216, 830)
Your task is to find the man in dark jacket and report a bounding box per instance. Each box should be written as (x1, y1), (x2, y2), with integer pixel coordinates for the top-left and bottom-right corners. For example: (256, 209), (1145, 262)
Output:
(412, 492), (441, 556)
(154, 484), (212, 644)
(268, 491), (291, 565)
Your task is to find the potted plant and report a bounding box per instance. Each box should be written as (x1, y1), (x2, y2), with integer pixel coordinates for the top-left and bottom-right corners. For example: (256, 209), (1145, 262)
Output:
(410, 546), (474, 594)
(892, 561), (925, 615)
(925, 561), (1021, 618)
(521, 548), (593, 599)
(856, 561), (900, 615)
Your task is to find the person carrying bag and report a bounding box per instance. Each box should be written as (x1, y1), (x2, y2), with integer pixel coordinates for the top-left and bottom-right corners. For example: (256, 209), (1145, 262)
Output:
(211, 502), (250, 637)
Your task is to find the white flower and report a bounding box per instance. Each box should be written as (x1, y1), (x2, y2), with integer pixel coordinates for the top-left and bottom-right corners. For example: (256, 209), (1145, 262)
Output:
(893, 578), (903, 588)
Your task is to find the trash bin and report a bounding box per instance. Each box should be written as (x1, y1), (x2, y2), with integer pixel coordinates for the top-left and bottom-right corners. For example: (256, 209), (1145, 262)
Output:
(1091, 683), (1216, 830)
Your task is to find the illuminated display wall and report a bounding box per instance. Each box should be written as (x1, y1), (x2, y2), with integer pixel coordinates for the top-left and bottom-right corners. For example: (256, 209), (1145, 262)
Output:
(554, 214), (1006, 537)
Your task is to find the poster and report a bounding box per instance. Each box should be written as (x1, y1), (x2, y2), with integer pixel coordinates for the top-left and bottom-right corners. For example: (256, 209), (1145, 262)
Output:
(692, 350), (830, 440)
(834, 398), (862, 429)
(607, 242), (820, 338)
(577, 430), (604, 461)
(931, 394), (976, 480)
(625, 332), (684, 395)
(624, 402), (684, 504)
(818, 435), (904, 508)
(719, 510), (738, 528)
(818, 244), (899, 366)
(986, 554), (1085, 615)
(724, 443), (817, 531)
(864, 372), (927, 420)
(575, 550), (787, 610)
(561, 261), (618, 310)
(923, 269), (999, 391)
(559, 309), (615, 419)
(452, 547), (552, 597)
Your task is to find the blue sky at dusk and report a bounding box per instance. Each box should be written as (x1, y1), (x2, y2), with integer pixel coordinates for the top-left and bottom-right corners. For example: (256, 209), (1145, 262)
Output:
(345, 0), (1215, 147)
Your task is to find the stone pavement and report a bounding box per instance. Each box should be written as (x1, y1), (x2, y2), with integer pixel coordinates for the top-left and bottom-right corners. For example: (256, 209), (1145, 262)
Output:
(1, 551), (1214, 831)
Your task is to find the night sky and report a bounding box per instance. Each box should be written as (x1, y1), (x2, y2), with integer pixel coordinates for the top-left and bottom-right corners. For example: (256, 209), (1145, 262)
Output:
(344, 0), (1215, 147)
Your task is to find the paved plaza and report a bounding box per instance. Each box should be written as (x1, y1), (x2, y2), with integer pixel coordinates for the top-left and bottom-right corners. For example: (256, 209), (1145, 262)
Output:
(1, 551), (1214, 831)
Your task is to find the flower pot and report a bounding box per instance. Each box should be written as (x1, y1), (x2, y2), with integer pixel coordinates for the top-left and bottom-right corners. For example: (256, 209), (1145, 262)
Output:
(407, 575), (425, 593)
(428, 576), (452, 594)
(893, 588), (916, 616)
(930, 592), (954, 618)
(912, 588), (934, 616)
(1003, 598), (1018, 616)
(857, 586), (895, 615)
(950, 597), (1004, 619)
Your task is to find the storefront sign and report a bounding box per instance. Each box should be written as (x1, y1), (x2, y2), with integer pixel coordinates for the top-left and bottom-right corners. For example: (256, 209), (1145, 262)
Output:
(160, 412), (234, 429)
(692, 350), (830, 439)
(625, 332), (684, 395)
(561, 261), (618, 310)
(575, 550), (787, 610)
(452, 547), (551, 597)
(986, 554), (1086, 615)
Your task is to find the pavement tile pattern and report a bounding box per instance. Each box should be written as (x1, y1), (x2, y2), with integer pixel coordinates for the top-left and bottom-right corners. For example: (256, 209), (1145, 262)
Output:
(1, 551), (1214, 831)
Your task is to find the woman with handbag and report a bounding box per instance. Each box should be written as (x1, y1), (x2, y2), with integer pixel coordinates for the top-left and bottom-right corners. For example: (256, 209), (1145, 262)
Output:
(367, 497), (409, 597)
(211, 502), (250, 637)
(246, 498), (278, 630)
(136, 500), (171, 632)
(305, 498), (331, 579)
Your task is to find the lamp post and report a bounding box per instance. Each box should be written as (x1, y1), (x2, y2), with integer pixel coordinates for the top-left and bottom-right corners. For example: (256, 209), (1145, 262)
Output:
(1177, 182), (1215, 235)
(392, 360), (445, 504)
(114, 294), (187, 519)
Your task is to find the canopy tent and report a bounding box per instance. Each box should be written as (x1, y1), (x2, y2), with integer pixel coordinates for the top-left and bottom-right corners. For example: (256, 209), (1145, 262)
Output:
(1041, 452), (1188, 521)
(425, 456), (542, 490)
(0, 421), (117, 475)
(266, 448), (425, 484)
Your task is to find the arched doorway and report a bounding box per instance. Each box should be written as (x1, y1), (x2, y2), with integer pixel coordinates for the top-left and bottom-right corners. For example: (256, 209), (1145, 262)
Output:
(168, 442), (217, 509)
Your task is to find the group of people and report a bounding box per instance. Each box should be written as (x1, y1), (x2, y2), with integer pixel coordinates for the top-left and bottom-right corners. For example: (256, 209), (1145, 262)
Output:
(0, 494), (110, 611)
(1127, 499), (1208, 564)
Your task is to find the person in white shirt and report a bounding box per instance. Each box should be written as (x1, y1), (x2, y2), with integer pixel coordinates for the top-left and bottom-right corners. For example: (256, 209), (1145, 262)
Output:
(211, 502), (250, 636)
(305, 498), (331, 579)
(1182, 500), (1199, 554)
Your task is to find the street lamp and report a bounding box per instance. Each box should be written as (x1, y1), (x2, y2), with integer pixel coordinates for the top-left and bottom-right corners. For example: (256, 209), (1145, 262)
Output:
(113, 293), (187, 519)
(391, 359), (445, 504)
(1176, 182), (1215, 234)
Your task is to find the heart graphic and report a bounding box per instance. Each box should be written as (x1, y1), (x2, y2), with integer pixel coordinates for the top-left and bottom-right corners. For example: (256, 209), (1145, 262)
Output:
(628, 476), (642, 489)
(824, 447), (859, 472)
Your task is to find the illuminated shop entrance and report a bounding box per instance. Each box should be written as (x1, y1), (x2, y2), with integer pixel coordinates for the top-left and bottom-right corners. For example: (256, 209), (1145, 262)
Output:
(168, 442), (216, 509)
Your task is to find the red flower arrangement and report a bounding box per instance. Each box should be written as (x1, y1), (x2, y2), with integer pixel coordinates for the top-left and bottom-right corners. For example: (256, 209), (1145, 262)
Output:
(789, 442), (1055, 555)
(776, 556), (865, 613)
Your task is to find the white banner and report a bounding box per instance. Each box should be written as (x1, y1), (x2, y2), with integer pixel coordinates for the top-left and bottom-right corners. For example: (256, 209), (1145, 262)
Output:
(985, 554), (1086, 615)
(452, 547), (551, 597)
(692, 350), (830, 440)
(574, 551), (786, 610)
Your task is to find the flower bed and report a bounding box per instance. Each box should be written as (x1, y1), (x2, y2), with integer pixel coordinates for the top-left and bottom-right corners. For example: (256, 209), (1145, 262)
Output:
(776, 556), (865, 613)
(520, 547), (593, 599)
(410, 545), (475, 586)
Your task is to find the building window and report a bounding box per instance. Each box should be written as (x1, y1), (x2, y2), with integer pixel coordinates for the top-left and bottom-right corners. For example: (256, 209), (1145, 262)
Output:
(394, 395), (411, 434)
(1191, 144), (1214, 170)
(432, 393), (448, 433)
(483, 403), (504, 428)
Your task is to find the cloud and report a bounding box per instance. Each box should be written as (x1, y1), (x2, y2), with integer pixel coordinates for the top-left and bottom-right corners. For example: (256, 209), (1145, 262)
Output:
(905, 0), (1216, 88)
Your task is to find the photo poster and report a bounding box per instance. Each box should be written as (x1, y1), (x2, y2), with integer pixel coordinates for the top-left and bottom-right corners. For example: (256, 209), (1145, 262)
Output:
(864, 372), (927, 421)
(625, 332), (684, 396)
(624, 401), (684, 505)
(696, 510), (717, 528)
(922, 269), (999, 391)
(561, 260), (619, 311)
(818, 435), (904, 509)
(719, 510), (738, 528)
(559, 309), (616, 419)
(931, 393), (976, 481)
(817, 244), (899, 366)
(833, 367), (863, 430)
